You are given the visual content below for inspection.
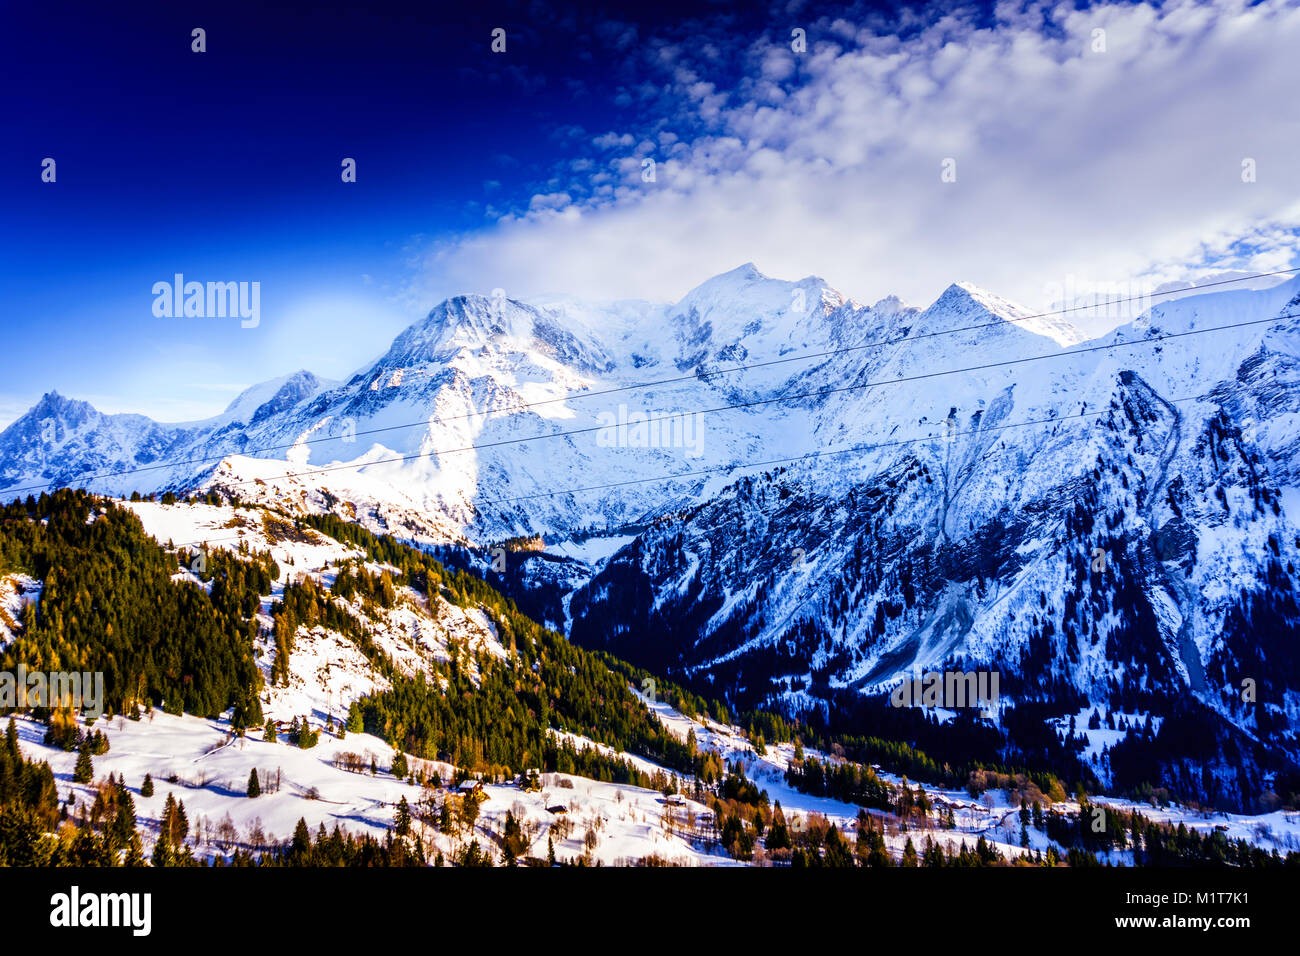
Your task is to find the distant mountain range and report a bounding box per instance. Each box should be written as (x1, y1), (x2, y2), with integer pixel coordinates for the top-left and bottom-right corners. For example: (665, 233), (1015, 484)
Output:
(6, 263), (1300, 809)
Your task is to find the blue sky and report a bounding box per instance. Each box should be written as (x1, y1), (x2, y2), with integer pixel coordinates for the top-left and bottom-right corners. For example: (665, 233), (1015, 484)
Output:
(1, 0), (698, 421)
(3, 0), (1298, 425)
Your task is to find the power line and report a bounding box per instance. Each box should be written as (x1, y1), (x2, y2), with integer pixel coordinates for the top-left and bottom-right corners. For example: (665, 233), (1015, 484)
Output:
(35, 308), (1289, 500)
(475, 390), (1227, 506)
(6, 267), (1297, 495)
(160, 384), (1242, 551)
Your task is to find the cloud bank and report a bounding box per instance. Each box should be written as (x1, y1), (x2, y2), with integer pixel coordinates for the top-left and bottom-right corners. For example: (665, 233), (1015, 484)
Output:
(417, 0), (1300, 329)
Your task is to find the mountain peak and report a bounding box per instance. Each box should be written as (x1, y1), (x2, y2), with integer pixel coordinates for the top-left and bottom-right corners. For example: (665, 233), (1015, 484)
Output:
(379, 294), (540, 367)
(676, 263), (772, 302)
(676, 262), (844, 309)
(929, 282), (1085, 346)
(220, 370), (331, 427)
(934, 281), (1033, 319)
(869, 294), (917, 319)
(31, 390), (96, 420)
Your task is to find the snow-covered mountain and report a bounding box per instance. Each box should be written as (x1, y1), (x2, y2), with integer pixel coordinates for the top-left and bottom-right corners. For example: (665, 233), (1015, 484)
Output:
(5, 264), (1300, 810)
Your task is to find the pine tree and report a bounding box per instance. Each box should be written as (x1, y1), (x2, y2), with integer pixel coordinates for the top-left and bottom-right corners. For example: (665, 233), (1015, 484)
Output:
(502, 809), (527, 864)
(246, 768), (261, 798)
(458, 839), (488, 867)
(141, 773), (154, 798)
(391, 750), (408, 779)
(823, 826), (855, 867)
(855, 808), (872, 862)
(160, 793), (177, 845)
(124, 829), (146, 867)
(930, 835), (952, 867)
(110, 785), (136, 850)
(395, 796), (411, 837)
(73, 737), (94, 784)
(290, 818), (312, 863)
(867, 829), (890, 868)
(901, 836), (919, 867)
(151, 834), (172, 868)
(263, 718), (277, 742)
(159, 792), (190, 850)
(767, 802), (791, 851)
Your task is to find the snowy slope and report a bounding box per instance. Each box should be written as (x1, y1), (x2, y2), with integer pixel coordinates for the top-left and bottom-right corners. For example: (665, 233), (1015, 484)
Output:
(14, 681), (1296, 868)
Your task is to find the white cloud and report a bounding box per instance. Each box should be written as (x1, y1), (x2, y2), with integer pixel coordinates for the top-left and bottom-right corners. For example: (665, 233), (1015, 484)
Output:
(528, 191), (574, 211)
(415, 0), (1300, 334)
(593, 131), (636, 149)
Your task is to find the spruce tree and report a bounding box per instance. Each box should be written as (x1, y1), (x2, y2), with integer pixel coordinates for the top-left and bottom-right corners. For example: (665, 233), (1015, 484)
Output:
(161, 793), (177, 845)
(141, 773), (154, 797)
(159, 792), (189, 850)
(855, 808), (872, 863)
(395, 796), (411, 837)
(73, 738), (94, 783)
(151, 835), (171, 868)
(867, 830), (890, 868)
(247, 768), (261, 798)
(124, 829), (146, 867)
(901, 836), (919, 867)
(767, 802), (791, 851)
(4, 717), (17, 761)
(502, 809), (527, 864)
(290, 818), (312, 863)
(111, 789), (136, 849)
